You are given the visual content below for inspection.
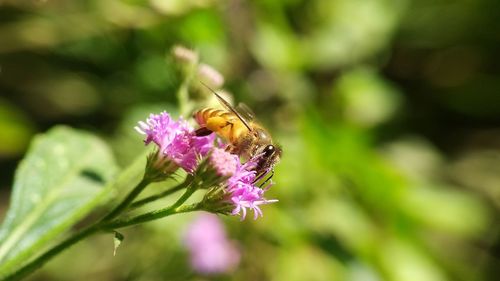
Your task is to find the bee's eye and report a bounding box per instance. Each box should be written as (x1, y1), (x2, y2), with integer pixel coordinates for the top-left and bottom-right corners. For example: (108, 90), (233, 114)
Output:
(264, 145), (275, 157)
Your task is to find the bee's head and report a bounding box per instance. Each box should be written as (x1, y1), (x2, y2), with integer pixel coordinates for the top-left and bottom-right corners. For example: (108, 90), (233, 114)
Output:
(256, 144), (282, 173)
(263, 144), (281, 161)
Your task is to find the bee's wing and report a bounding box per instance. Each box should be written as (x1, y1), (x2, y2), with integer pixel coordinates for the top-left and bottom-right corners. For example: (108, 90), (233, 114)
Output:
(213, 92), (253, 131)
(236, 103), (256, 122)
(201, 81), (253, 131)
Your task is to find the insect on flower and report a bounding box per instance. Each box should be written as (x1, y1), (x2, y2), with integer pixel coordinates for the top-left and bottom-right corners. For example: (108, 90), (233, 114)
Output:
(136, 110), (278, 219)
(193, 83), (282, 183)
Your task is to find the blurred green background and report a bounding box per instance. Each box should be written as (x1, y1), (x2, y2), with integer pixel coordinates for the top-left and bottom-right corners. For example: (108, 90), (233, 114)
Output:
(1, 0), (499, 280)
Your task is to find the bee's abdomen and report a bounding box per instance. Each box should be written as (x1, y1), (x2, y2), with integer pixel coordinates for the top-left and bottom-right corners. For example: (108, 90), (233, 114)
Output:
(193, 108), (233, 126)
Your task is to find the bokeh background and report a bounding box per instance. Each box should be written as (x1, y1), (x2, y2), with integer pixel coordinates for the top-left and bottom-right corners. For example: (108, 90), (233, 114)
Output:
(1, 0), (499, 280)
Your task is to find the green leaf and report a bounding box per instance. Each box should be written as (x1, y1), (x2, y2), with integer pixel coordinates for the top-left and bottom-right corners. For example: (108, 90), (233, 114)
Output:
(0, 126), (118, 276)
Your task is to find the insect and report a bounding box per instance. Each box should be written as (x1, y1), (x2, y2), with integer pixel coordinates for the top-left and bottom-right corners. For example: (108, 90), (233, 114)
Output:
(193, 82), (281, 181)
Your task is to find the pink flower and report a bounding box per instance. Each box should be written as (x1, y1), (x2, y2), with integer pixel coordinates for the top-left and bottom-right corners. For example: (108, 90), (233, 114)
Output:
(184, 213), (240, 274)
(135, 111), (214, 173)
(225, 156), (278, 220)
(209, 148), (239, 177)
(172, 45), (198, 64)
(198, 63), (225, 88)
(193, 133), (216, 156)
(135, 112), (190, 148)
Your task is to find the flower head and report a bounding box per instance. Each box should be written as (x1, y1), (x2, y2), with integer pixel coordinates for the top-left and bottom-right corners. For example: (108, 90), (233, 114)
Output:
(198, 63), (225, 88)
(172, 45), (198, 64)
(202, 154), (277, 220)
(184, 213), (240, 274)
(209, 148), (239, 177)
(135, 111), (214, 175)
(225, 156), (277, 220)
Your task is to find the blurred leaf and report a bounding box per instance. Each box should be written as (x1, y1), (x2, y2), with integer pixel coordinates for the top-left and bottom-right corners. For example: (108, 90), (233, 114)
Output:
(0, 126), (118, 278)
(379, 238), (447, 281)
(135, 54), (179, 92)
(308, 197), (378, 256)
(449, 150), (500, 209)
(252, 22), (304, 70)
(304, 0), (407, 68)
(274, 245), (345, 281)
(178, 9), (224, 41)
(334, 67), (402, 127)
(0, 99), (35, 157)
(402, 186), (490, 237)
(381, 137), (444, 182)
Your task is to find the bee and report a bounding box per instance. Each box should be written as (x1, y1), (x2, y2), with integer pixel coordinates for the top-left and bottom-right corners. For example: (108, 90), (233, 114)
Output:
(194, 83), (281, 181)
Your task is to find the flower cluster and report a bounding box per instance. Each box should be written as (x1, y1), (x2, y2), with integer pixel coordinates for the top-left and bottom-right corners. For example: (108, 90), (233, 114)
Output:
(226, 157), (278, 220)
(184, 213), (240, 274)
(204, 151), (276, 219)
(136, 111), (277, 219)
(135, 112), (214, 174)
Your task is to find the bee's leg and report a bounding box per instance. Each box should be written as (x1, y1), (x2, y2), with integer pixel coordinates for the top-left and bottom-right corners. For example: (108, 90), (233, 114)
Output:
(195, 127), (213, 136)
(225, 144), (238, 154)
(253, 172), (266, 183)
(253, 167), (272, 183)
(222, 121), (234, 131)
(258, 170), (274, 188)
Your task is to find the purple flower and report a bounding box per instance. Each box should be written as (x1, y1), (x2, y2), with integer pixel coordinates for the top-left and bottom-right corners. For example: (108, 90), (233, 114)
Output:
(184, 213), (240, 274)
(209, 148), (239, 177)
(225, 156), (278, 220)
(135, 111), (214, 173)
(194, 133), (216, 156)
(198, 63), (225, 88)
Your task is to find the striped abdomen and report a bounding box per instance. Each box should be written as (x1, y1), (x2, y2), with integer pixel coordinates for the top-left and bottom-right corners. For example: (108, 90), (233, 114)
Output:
(193, 108), (233, 127)
(193, 108), (250, 143)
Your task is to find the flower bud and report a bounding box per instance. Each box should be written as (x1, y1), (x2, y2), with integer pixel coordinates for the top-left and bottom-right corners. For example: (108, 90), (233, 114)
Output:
(172, 45), (198, 64)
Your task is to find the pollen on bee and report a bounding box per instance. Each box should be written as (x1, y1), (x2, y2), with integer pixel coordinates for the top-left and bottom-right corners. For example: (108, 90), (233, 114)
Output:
(206, 116), (228, 132)
(230, 122), (248, 141)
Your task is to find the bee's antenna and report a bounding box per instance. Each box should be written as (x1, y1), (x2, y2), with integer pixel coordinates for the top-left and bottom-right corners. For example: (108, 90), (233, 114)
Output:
(199, 81), (253, 131)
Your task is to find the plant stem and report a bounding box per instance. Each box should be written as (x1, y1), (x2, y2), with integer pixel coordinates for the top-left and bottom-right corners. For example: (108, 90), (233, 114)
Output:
(103, 203), (202, 230)
(105, 187), (200, 229)
(101, 178), (150, 222)
(171, 185), (197, 209)
(129, 176), (193, 209)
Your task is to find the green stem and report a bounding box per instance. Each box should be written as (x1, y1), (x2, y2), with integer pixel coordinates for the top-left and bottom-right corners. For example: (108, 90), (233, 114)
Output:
(103, 203), (202, 230)
(129, 176), (193, 209)
(104, 186), (200, 230)
(171, 185), (197, 209)
(101, 178), (150, 222)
